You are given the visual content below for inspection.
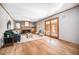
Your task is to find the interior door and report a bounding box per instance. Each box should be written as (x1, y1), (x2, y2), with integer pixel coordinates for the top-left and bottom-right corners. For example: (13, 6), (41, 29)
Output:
(50, 17), (59, 39)
(45, 20), (50, 36)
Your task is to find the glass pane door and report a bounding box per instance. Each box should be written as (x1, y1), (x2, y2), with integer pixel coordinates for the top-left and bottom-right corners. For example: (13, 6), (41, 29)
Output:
(51, 18), (58, 38)
(45, 21), (50, 36)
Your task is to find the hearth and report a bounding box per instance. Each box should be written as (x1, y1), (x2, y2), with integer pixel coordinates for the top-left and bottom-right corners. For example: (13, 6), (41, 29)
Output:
(21, 30), (31, 34)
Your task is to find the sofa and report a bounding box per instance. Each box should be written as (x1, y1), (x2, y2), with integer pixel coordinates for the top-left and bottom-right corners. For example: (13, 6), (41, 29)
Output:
(3, 30), (21, 46)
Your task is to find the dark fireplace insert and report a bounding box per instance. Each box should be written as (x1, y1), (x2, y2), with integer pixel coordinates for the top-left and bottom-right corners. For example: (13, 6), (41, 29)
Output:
(21, 30), (31, 34)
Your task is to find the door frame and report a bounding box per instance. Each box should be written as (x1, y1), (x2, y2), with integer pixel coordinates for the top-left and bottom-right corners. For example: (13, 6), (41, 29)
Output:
(45, 17), (59, 39)
(45, 20), (51, 37)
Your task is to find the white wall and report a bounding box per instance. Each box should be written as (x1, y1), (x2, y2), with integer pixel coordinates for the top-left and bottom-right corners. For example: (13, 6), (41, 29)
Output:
(36, 6), (79, 44)
(0, 5), (14, 37)
(0, 5), (14, 47)
(36, 21), (45, 33)
(54, 6), (79, 44)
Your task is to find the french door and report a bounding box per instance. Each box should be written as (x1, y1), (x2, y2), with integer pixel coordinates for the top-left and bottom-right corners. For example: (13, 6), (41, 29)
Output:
(45, 20), (50, 36)
(45, 17), (59, 39)
(50, 17), (59, 39)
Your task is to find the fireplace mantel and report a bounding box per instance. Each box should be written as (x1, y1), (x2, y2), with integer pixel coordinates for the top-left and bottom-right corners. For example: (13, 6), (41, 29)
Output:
(14, 21), (36, 34)
(21, 27), (32, 30)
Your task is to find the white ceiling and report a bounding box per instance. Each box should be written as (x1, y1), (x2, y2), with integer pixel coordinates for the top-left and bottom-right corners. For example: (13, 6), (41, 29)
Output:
(2, 3), (79, 22)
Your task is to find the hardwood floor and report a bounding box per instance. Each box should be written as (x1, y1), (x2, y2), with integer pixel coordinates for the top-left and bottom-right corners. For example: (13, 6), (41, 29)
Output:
(0, 39), (79, 55)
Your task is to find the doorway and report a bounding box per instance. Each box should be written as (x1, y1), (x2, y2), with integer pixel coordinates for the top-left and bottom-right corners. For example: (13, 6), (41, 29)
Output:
(45, 17), (59, 39)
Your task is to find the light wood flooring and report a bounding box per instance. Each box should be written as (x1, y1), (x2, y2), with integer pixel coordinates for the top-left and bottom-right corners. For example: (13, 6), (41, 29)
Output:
(0, 39), (79, 55)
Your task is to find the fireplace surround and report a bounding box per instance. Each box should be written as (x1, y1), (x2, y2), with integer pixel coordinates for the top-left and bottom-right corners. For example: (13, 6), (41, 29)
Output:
(21, 30), (31, 34)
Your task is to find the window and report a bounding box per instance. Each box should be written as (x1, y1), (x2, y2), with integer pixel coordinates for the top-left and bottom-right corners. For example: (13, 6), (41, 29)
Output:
(50, 18), (59, 38)
(25, 22), (29, 26)
(7, 20), (11, 29)
(16, 23), (20, 28)
(45, 17), (59, 39)
(45, 21), (50, 35)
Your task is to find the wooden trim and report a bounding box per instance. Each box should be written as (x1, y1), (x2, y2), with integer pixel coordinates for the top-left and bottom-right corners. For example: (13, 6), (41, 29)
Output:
(50, 17), (52, 37)
(45, 20), (51, 36)
(59, 38), (79, 45)
(57, 17), (59, 39)
(50, 17), (59, 39)
(45, 18), (51, 36)
(45, 17), (59, 39)
(45, 21), (46, 35)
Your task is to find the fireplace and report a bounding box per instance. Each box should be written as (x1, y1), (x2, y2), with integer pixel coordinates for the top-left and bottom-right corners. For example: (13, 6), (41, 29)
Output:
(21, 30), (31, 34)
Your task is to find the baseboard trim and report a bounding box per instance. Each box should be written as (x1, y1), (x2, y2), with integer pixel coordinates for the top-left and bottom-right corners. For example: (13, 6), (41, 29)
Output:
(59, 39), (79, 45)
